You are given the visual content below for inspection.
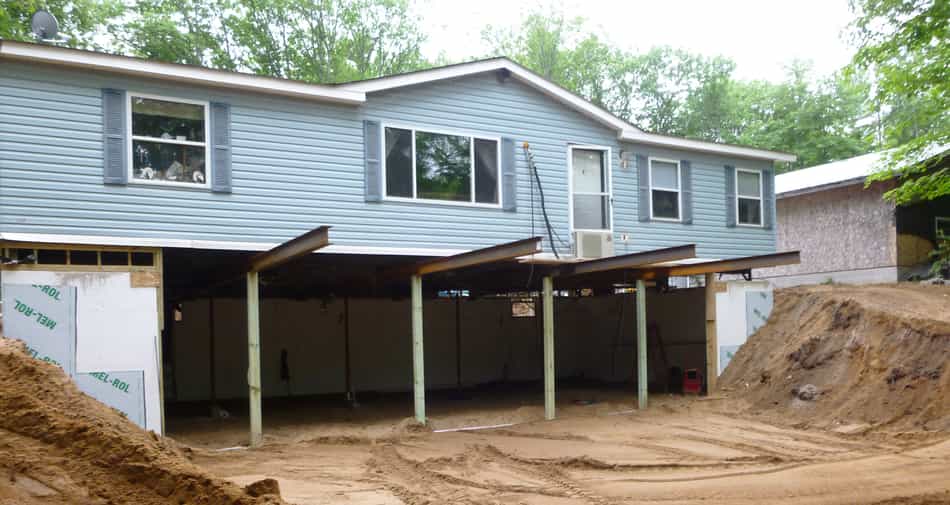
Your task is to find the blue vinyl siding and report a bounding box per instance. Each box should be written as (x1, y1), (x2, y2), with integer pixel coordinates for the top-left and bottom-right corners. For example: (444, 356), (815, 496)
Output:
(614, 144), (776, 258)
(0, 61), (775, 258)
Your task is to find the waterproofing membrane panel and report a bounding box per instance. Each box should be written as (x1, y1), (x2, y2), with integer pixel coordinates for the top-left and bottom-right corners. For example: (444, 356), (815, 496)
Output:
(2, 282), (147, 429)
(2, 283), (77, 376)
(746, 290), (774, 336)
(75, 371), (146, 428)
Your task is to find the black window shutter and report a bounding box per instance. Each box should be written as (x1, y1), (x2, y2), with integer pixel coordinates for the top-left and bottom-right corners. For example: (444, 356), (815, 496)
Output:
(502, 138), (516, 212)
(102, 88), (128, 185)
(724, 165), (737, 227)
(364, 120), (382, 202)
(681, 160), (693, 224)
(763, 168), (775, 229)
(637, 154), (650, 222)
(210, 102), (232, 193)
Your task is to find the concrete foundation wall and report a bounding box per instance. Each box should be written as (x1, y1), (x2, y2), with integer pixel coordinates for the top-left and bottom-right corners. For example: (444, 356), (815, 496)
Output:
(760, 182), (897, 284)
(169, 288), (706, 402)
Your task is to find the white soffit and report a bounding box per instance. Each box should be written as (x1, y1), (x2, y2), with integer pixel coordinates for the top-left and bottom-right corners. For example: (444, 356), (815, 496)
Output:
(0, 40), (365, 105)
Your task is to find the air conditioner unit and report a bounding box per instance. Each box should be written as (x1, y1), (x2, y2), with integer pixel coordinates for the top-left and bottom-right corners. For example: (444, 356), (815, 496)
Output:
(574, 231), (614, 259)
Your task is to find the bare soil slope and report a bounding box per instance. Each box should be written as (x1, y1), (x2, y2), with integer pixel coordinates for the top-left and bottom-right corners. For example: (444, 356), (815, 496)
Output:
(720, 284), (950, 433)
(0, 337), (284, 505)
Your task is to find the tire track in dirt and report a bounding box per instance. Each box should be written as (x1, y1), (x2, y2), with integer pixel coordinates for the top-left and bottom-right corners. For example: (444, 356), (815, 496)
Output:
(474, 428), (721, 461)
(674, 433), (813, 461)
(472, 444), (623, 505)
(680, 417), (896, 453)
(367, 443), (570, 504)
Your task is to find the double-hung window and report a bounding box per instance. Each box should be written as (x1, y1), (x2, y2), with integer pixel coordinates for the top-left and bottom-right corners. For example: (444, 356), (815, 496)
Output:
(129, 94), (210, 187)
(571, 147), (611, 231)
(736, 168), (763, 226)
(383, 126), (499, 205)
(649, 158), (681, 220)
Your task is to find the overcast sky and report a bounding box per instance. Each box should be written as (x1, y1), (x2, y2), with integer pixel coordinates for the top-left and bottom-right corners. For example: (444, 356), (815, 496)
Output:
(417, 0), (857, 82)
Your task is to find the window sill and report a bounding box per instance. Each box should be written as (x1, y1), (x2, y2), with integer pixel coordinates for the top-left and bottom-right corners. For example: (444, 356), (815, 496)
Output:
(127, 179), (213, 191)
(381, 196), (502, 210)
(736, 222), (765, 228)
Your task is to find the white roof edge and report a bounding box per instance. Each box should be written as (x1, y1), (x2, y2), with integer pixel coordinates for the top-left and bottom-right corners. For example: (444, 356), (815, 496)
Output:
(0, 40), (366, 105)
(777, 176), (867, 199)
(622, 131), (797, 162)
(341, 58), (642, 136)
(0, 232), (468, 257)
(341, 58), (796, 162)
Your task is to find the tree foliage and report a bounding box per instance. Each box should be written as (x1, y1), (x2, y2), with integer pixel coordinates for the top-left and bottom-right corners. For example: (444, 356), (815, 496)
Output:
(0, 0), (123, 49)
(850, 0), (950, 203)
(483, 14), (874, 170)
(0, 0), (427, 84)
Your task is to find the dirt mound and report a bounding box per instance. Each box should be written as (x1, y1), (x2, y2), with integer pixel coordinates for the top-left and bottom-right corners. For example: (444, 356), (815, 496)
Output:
(720, 284), (950, 433)
(0, 337), (285, 504)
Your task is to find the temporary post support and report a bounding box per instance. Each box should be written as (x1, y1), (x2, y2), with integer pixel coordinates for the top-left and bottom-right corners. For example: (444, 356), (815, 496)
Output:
(705, 273), (718, 393)
(455, 294), (462, 390)
(411, 274), (426, 424)
(636, 279), (648, 409)
(209, 297), (217, 408)
(542, 275), (555, 420)
(343, 296), (353, 402)
(246, 271), (263, 447)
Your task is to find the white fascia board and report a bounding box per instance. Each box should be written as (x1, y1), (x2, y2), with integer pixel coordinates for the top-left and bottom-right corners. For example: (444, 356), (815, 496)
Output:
(342, 58), (796, 163)
(0, 232), (466, 257)
(0, 40), (365, 105)
(342, 58), (643, 135)
(622, 131), (797, 163)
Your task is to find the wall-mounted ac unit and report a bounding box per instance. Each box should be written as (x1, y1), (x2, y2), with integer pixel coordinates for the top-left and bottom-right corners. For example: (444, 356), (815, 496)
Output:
(574, 231), (614, 259)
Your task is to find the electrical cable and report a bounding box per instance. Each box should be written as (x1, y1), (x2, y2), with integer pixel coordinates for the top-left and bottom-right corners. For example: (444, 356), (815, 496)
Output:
(522, 142), (563, 259)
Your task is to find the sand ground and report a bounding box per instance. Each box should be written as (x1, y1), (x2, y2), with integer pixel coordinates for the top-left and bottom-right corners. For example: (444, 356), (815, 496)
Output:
(174, 391), (950, 505)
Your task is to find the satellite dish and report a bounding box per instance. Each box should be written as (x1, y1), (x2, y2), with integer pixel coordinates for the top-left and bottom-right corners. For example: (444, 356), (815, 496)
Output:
(30, 10), (60, 42)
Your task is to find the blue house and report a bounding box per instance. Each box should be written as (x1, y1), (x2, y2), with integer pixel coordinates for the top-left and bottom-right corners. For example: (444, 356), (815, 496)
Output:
(0, 40), (797, 439)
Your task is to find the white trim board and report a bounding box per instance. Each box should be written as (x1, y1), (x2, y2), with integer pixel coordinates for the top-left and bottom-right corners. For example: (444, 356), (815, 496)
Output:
(0, 40), (365, 105)
(0, 232), (468, 257)
(341, 58), (797, 163)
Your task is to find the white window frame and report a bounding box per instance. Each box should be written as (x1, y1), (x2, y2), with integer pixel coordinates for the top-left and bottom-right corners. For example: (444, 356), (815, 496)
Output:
(936, 216), (950, 239)
(126, 92), (211, 189)
(568, 144), (613, 233)
(380, 122), (502, 208)
(735, 167), (764, 227)
(648, 157), (682, 222)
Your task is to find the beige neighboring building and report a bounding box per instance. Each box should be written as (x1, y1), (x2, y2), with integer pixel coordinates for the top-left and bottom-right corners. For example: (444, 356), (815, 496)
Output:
(761, 151), (950, 287)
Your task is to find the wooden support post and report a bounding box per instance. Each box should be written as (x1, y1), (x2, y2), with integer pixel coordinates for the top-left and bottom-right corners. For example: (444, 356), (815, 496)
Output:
(705, 273), (718, 393)
(411, 274), (426, 424)
(542, 276), (555, 420)
(343, 297), (353, 402)
(636, 279), (648, 410)
(209, 297), (217, 407)
(246, 271), (263, 447)
(455, 295), (462, 390)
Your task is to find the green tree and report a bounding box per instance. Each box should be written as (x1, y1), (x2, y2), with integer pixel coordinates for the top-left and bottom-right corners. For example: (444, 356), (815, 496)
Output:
(731, 64), (873, 171)
(223, 0), (428, 83)
(484, 11), (874, 170)
(850, 0), (950, 203)
(0, 0), (124, 49)
(123, 0), (234, 69)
